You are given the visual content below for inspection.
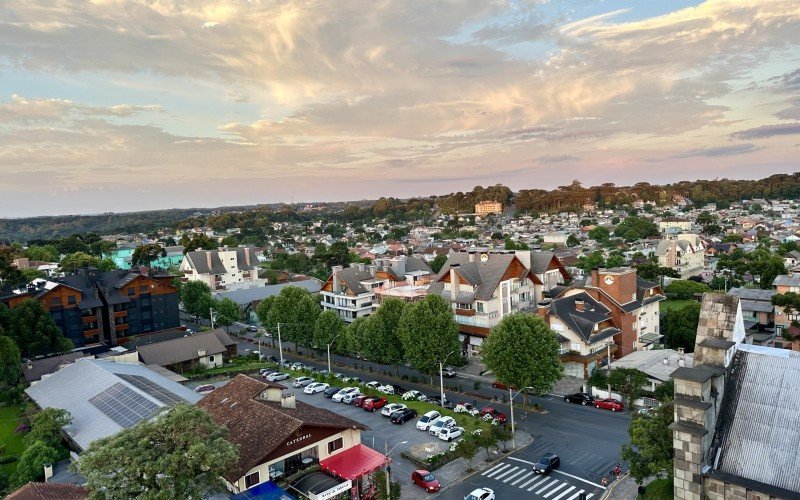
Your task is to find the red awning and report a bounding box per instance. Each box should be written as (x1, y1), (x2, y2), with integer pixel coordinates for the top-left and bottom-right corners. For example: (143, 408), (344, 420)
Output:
(320, 444), (390, 480)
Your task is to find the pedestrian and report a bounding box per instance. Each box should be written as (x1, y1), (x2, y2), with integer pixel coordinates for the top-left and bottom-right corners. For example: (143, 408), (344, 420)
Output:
(612, 463), (622, 476)
(601, 477), (608, 487)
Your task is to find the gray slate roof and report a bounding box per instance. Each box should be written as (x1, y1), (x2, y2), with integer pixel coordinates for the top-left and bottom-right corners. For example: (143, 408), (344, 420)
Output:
(137, 329), (235, 366)
(550, 292), (620, 343)
(711, 347), (800, 496)
(772, 274), (800, 287)
(22, 352), (86, 383)
(213, 279), (321, 306)
(728, 286), (775, 314)
(185, 248), (259, 275)
(431, 251), (530, 301)
(25, 359), (200, 450)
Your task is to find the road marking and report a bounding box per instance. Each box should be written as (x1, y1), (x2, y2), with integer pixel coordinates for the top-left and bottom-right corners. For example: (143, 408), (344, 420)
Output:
(566, 489), (585, 500)
(536, 479), (561, 495)
(543, 482), (568, 497)
(552, 469), (607, 489)
(509, 456), (535, 465)
(529, 477), (552, 492)
(494, 466), (520, 480)
(587, 494), (594, 499)
(519, 475), (542, 489)
(511, 471), (533, 485)
(482, 463), (508, 477)
(503, 469), (526, 483)
(553, 486), (576, 500)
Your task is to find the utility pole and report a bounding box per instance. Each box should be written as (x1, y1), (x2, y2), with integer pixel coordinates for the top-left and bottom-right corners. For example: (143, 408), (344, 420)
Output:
(277, 323), (284, 368)
(607, 341), (612, 397)
(210, 308), (217, 330)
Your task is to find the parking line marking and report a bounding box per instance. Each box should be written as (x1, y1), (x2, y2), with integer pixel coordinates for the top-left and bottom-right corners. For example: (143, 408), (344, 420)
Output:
(509, 456), (535, 465)
(482, 463), (508, 477)
(493, 466), (520, 480)
(503, 469), (526, 483)
(552, 469), (607, 489)
(553, 486), (576, 500)
(536, 479), (561, 495)
(519, 475), (541, 489)
(529, 477), (552, 492)
(587, 494), (594, 499)
(511, 471), (533, 485)
(543, 482), (568, 498)
(567, 489), (585, 500)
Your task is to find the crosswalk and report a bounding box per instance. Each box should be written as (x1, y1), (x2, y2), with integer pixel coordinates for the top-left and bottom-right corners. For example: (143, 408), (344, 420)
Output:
(480, 462), (599, 499)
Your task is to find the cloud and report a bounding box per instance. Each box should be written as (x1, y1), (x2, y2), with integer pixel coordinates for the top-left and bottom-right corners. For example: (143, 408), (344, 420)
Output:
(731, 123), (800, 140)
(673, 143), (763, 158)
(536, 154), (578, 163)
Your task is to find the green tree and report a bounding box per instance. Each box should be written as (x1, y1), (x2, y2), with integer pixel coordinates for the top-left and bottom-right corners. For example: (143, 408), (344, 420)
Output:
(55, 235), (90, 255)
(606, 252), (627, 268)
(180, 233), (216, 253)
(482, 313), (563, 399)
(25, 244), (59, 262)
(587, 366), (608, 390)
(614, 216), (659, 240)
(430, 254), (448, 274)
(453, 435), (478, 471)
(397, 295), (461, 384)
(10, 441), (61, 488)
(212, 298), (241, 332)
(566, 234), (580, 247)
(8, 299), (74, 357)
(635, 263), (679, 282)
(25, 408), (72, 452)
(256, 296), (277, 330)
(366, 298), (406, 374)
(621, 401), (675, 484)
(608, 368), (649, 408)
(664, 280), (710, 300)
(588, 226), (611, 242)
(373, 470), (402, 500)
(181, 281), (213, 321)
(267, 286), (320, 350)
(75, 404), (237, 500)
(58, 251), (100, 272)
(345, 316), (371, 358)
(131, 244), (166, 267)
(664, 302), (701, 352)
(578, 251), (606, 272)
(313, 310), (346, 351)
(0, 302), (10, 336)
(0, 335), (22, 389)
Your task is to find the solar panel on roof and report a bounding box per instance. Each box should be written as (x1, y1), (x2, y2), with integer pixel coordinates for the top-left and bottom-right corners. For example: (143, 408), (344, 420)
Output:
(117, 374), (185, 406)
(89, 383), (160, 428)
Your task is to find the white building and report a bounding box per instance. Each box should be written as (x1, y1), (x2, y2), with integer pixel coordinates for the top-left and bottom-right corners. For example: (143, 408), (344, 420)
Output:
(179, 247), (262, 291)
(655, 234), (705, 278)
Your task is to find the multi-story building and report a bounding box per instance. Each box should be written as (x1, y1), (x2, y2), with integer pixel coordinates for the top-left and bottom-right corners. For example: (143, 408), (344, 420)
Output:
(475, 200), (502, 217)
(655, 234), (705, 278)
(320, 256), (431, 323)
(772, 274), (800, 335)
(179, 247), (262, 291)
(2, 268), (180, 347)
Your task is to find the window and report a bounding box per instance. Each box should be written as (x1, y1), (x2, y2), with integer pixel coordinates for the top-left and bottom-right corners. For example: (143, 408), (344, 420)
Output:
(209, 355), (215, 363)
(128, 288), (135, 296)
(476, 302), (484, 313)
(68, 295), (76, 304)
(140, 285), (148, 293)
(327, 437), (343, 454)
(51, 297), (61, 306)
(245, 471), (260, 488)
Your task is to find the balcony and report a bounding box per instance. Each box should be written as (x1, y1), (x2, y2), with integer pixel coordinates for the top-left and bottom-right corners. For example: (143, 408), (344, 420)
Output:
(455, 309), (475, 317)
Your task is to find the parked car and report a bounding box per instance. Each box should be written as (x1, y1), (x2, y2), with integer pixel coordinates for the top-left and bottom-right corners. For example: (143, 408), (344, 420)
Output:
(293, 376), (314, 388)
(377, 384), (395, 394)
(390, 408), (418, 424)
(332, 372), (345, 380)
(259, 368), (276, 376)
(353, 395), (370, 408)
(442, 366), (457, 378)
(564, 393), (595, 406)
(402, 390), (427, 401)
(266, 372), (289, 382)
(490, 381), (515, 390)
(290, 362), (305, 371)
(411, 470), (441, 493)
(331, 387), (359, 403)
(533, 453), (560, 474)
(247, 325), (258, 332)
(465, 487), (495, 500)
(391, 384), (405, 394)
(427, 396), (454, 409)
(365, 381), (382, 389)
(363, 397), (388, 412)
(323, 386), (342, 398)
(416, 410), (441, 431)
(479, 407), (507, 423)
(194, 384), (215, 394)
(456, 402), (476, 412)
(438, 426), (464, 442)
(304, 382), (329, 394)
(595, 398), (624, 412)
(381, 403), (407, 417)
(267, 355), (279, 363)
(428, 416), (456, 436)
(342, 391), (361, 404)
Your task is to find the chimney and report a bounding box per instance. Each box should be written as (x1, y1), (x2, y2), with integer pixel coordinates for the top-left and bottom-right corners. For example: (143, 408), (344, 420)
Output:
(678, 347), (686, 367)
(663, 356), (668, 365)
(575, 300), (585, 312)
(332, 266), (343, 293)
(198, 349), (206, 357)
(26, 359), (33, 370)
(44, 463), (53, 482)
(281, 393), (296, 409)
(206, 251), (212, 270)
(140, 266), (149, 276)
(591, 268), (599, 287)
(450, 263), (460, 300)
(468, 251), (476, 262)
(244, 249), (251, 267)
(368, 264), (378, 277)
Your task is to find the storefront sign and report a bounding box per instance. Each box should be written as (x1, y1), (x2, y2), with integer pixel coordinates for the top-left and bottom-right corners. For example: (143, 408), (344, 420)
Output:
(308, 480), (352, 500)
(286, 433), (312, 447)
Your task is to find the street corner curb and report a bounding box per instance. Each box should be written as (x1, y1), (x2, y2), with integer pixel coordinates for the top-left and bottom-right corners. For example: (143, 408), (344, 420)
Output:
(601, 471), (631, 500)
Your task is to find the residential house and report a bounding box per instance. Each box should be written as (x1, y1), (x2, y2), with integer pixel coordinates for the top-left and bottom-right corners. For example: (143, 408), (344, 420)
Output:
(772, 274), (800, 335)
(12, 257), (59, 277)
(475, 200), (502, 216)
(1, 268), (180, 347)
(320, 256), (431, 323)
(25, 358), (201, 451)
(783, 250), (800, 268)
(658, 218), (693, 232)
(608, 348), (693, 393)
(6, 483), (88, 500)
(136, 329), (237, 371)
(198, 375), (382, 496)
(179, 247), (262, 291)
(213, 280), (322, 324)
(726, 287), (775, 334)
(21, 351), (86, 384)
(671, 294), (800, 500)
(655, 234), (705, 278)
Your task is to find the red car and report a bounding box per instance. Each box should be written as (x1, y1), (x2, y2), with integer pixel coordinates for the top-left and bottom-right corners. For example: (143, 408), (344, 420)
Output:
(479, 406), (507, 423)
(353, 395), (369, 407)
(363, 397), (388, 412)
(491, 381), (516, 390)
(411, 469), (441, 493)
(595, 398), (624, 412)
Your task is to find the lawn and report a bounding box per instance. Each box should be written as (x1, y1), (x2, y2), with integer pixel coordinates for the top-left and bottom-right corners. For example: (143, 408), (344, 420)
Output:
(638, 477), (673, 499)
(0, 405), (25, 476)
(659, 299), (693, 312)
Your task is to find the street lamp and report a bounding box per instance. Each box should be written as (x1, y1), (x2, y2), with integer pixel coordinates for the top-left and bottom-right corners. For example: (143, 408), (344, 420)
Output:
(438, 350), (457, 409)
(327, 331), (343, 374)
(384, 440), (408, 497)
(606, 340), (613, 397)
(509, 386), (534, 450)
(277, 323), (284, 368)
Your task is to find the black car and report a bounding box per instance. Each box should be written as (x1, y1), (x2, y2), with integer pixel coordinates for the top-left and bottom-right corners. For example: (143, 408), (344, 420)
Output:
(564, 393), (595, 406)
(533, 453), (560, 474)
(268, 355), (279, 363)
(391, 384), (405, 394)
(390, 408), (418, 424)
(323, 386), (342, 398)
(427, 397), (455, 409)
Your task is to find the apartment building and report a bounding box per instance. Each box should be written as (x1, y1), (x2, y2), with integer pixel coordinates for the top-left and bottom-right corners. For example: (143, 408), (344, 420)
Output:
(655, 234), (705, 278)
(475, 200), (502, 216)
(320, 256), (431, 323)
(179, 247), (262, 291)
(2, 268), (180, 347)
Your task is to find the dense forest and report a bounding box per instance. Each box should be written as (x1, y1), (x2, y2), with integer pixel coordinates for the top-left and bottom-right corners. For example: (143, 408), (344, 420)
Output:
(2, 172), (798, 241)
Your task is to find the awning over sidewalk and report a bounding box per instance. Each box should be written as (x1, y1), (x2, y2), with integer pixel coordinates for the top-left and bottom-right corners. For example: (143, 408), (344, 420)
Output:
(230, 481), (293, 500)
(320, 444), (389, 480)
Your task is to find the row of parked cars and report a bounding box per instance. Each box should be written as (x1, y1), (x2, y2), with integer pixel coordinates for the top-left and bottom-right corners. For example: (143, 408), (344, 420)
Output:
(563, 393), (625, 412)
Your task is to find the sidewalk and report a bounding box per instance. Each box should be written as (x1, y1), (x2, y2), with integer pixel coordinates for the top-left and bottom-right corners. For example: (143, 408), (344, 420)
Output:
(457, 360), (585, 397)
(603, 473), (649, 499)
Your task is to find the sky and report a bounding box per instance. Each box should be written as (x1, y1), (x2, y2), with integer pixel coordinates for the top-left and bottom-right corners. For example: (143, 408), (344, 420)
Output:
(1, 0), (799, 217)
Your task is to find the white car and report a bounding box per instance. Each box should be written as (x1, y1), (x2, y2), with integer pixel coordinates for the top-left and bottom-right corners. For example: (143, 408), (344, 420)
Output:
(415, 410), (441, 431)
(266, 372), (289, 382)
(332, 387), (359, 403)
(293, 376), (314, 388)
(428, 416), (456, 436)
(464, 487), (495, 500)
(381, 403), (407, 417)
(403, 390), (427, 401)
(438, 426), (465, 442)
(365, 381), (382, 389)
(304, 382), (329, 394)
(377, 384), (395, 394)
